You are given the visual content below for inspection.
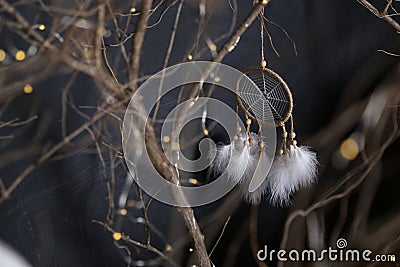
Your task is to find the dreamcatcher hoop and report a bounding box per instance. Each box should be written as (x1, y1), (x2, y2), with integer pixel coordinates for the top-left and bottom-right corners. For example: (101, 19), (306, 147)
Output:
(236, 66), (293, 127)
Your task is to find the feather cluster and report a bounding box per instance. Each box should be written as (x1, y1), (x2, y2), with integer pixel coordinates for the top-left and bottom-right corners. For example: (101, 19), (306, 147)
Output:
(210, 132), (271, 204)
(210, 133), (318, 206)
(211, 132), (258, 184)
(267, 145), (318, 206)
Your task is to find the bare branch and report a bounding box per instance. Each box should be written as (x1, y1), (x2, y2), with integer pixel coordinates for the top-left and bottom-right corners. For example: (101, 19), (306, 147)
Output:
(356, 0), (400, 33)
(128, 0), (154, 91)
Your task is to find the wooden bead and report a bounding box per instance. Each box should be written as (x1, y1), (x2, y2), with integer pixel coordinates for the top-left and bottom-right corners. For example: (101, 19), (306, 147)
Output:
(233, 135), (238, 141)
(282, 132), (288, 138)
(291, 140), (297, 146)
(248, 137), (253, 144)
(290, 132), (296, 139)
(278, 149), (284, 155)
(244, 140), (250, 146)
(258, 142), (264, 148)
(246, 119), (252, 125)
(260, 60), (267, 68)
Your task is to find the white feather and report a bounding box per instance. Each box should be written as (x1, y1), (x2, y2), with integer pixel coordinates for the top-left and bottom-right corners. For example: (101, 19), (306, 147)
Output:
(241, 132), (272, 204)
(240, 151), (271, 204)
(210, 137), (248, 183)
(267, 153), (295, 206)
(267, 145), (318, 206)
(288, 145), (318, 187)
(210, 134), (319, 206)
(210, 144), (230, 175)
(211, 132), (262, 185)
(226, 137), (251, 184)
(210, 132), (272, 204)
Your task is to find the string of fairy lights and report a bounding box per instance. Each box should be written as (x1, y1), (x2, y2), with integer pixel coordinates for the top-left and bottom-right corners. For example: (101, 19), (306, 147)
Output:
(0, 23), (47, 94)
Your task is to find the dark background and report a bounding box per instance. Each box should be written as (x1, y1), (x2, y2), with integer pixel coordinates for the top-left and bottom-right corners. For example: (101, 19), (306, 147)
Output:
(1, 0), (399, 266)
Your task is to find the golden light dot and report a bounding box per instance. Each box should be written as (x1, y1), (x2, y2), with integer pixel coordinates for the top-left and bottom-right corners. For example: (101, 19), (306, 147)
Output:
(261, 0), (269, 5)
(209, 43), (217, 51)
(15, 50), (26, 61)
(127, 199), (135, 207)
(214, 76), (220, 82)
(187, 54), (193, 60)
(228, 45), (235, 52)
(120, 208), (127, 216)
(130, 7), (136, 13)
(97, 27), (106, 36)
(83, 48), (92, 59)
(189, 178), (198, 185)
(38, 24), (45, 31)
(134, 129), (141, 137)
(189, 247), (194, 252)
(165, 244), (172, 251)
(113, 232), (122, 241)
(0, 49), (5, 62)
(23, 84), (33, 94)
(189, 101), (195, 107)
(203, 129), (209, 136)
(340, 138), (359, 160)
(163, 135), (171, 143)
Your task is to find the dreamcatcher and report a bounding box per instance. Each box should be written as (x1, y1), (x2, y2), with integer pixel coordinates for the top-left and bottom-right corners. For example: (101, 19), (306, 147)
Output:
(211, 4), (318, 206)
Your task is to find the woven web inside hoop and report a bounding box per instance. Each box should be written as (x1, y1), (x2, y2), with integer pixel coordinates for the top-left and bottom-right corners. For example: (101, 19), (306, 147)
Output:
(237, 67), (293, 126)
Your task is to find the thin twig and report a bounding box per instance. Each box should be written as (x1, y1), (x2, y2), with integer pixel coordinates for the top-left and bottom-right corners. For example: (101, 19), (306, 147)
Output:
(94, 1), (105, 69)
(152, 0), (184, 121)
(250, 205), (268, 267)
(128, 0), (154, 92)
(356, 0), (400, 33)
(377, 49), (400, 57)
(0, 109), (107, 204)
(92, 220), (179, 267)
(209, 216), (231, 257)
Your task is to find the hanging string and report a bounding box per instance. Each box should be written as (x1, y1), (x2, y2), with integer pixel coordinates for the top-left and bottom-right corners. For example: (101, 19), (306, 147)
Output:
(257, 128), (264, 157)
(234, 104), (240, 140)
(281, 124), (288, 153)
(289, 115), (297, 146)
(245, 115), (252, 135)
(259, 7), (267, 69)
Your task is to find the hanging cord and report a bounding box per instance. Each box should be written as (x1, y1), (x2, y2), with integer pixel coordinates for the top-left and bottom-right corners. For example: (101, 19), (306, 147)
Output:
(289, 115), (297, 146)
(245, 115), (252, 136)
(279, 123), (288, 154)
(242, 114), (252, 146)
(259, 6), (267, 69)
(257, 128), (264, 157)
(236, 104), (241, 138)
